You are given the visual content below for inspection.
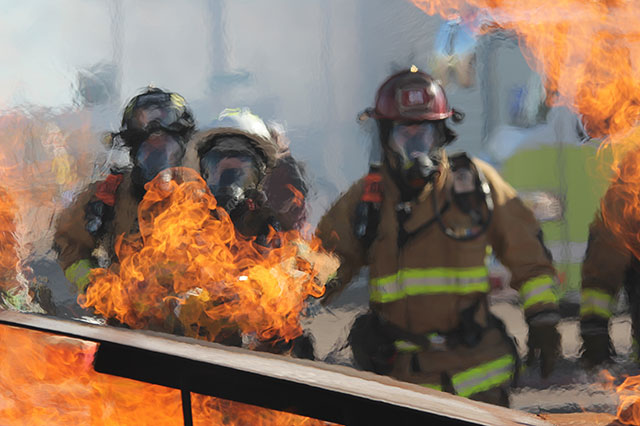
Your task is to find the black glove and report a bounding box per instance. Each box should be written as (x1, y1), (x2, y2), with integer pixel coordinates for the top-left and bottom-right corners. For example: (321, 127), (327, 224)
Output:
(580, 317), (614, 368)
(348, 311), (397, 375)
(526, 312), (561, 378)
(252, 332), (315, 360)
(320, 277), (342, 306)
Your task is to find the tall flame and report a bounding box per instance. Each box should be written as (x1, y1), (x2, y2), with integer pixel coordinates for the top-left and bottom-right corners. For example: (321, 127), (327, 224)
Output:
(0, 324), (336, 425)
(410, 1), (640, 422)
(0, 187), (19, 292)
(408, 0), (640, 288)
(80, 168), (337, 344)
(410, 0), (640, 139)
(0, 110), (97, 311)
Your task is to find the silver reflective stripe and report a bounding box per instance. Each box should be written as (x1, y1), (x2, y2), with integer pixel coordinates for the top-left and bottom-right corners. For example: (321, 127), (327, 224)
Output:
(580, 289), (613, 318)
(520, 280), (553, 303)
(519, 276), (557, 309)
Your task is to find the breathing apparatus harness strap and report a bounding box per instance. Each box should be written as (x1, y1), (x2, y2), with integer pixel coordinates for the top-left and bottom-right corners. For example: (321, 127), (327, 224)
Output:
(354, 152), (493, 251)
(434, 153), (494, 242)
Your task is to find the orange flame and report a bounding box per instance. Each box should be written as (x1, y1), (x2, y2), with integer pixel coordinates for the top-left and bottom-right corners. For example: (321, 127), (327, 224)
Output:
(408, 1), (640, 274)
(80, 168), (336, 344)
(0, 324), (336, 425)
(0, 110), (97, 307)
(410, 0), (640, 139)
(287, 183), (305, 208)
(0, 187), (19, 292)
(412, 2), (640, 422)
(601, 369), (640, 425)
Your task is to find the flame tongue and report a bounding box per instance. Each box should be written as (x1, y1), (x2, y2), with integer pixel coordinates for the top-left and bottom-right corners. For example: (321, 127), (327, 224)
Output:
(81, 167), (335, 344)
(0, 187), (19, 292)
(409, 0), (640, 269)
(0, 324), (338, 425)
(411, 0), (640, 140)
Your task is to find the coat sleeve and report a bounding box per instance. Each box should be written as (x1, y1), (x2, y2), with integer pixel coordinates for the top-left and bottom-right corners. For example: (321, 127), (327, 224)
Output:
(477, 160), (559, 318)
(580, 209), (631, 321)
(53, 184), (98, 290)
(315, 179), (368, 303)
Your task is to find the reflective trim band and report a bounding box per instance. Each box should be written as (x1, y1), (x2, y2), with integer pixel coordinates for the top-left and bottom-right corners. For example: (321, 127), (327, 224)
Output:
(580, 289), (613, 319)
(64, 259), (93, 292)
(452, 354), (515, 398)
(370, 267), (489, 303)
(519, 276), (558, 310)
(421, 383), (442, 392)
(395, 340), (421, 353)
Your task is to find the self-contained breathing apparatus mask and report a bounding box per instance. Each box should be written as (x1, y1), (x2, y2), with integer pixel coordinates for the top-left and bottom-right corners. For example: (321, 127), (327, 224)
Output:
(387, 121), (445, 191)
(130, 131), (186, 189)
(198, 136), (266, 216)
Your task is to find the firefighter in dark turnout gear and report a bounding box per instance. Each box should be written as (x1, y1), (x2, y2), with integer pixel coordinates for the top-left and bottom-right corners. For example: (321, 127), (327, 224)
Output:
(54, 87), (196, 292)
(316, 68), (561, 406)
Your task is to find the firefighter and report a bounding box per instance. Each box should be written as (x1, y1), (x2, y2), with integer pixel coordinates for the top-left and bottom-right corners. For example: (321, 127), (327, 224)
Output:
(182, 107), (314, 358)
(183, 107), (309, 241)
(54, 87), (196, 292)
(580, 172), (637, 367)
(315, 68), (561, 406)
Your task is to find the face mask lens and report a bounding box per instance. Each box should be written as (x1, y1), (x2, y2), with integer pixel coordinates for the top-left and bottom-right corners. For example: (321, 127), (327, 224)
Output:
(199, 151), (258, 196)
(134, 133), (185, 184)
(390, 122), (438, 160)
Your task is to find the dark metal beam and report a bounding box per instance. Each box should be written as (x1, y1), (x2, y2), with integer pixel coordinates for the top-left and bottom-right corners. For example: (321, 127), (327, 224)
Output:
(0, 311), (551, 426)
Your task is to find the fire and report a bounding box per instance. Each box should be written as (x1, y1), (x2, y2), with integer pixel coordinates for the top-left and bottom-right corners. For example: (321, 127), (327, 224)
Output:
(410, 0), (640, 139)
(0, 324), (336, 425)
(0, 110), (98, 311)
(80, 167), (337, 344)
(0, 187), (19, 292)
(407, 1), (640, 257)
(600, 370), (640, 425)
(287, 183), (305, 208)
(409, 1), (640, 423)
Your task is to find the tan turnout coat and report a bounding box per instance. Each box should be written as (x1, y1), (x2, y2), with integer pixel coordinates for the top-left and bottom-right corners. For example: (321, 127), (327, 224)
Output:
(316, 156), (558, 397)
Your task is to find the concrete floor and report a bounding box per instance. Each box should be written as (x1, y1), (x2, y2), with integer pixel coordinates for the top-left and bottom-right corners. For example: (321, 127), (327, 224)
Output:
(304, 278), (639, 417)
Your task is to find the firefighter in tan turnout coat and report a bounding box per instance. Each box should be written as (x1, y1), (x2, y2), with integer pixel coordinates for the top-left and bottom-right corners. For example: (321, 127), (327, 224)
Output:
(54, 88), (196, 292)
(316, 68), (561, 406)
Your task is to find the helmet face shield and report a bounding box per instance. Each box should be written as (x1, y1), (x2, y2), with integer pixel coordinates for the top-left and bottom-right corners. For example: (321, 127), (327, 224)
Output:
(133, 132), (185, 186)
(119, 90), (193, 146)
(128, 100), (182, 132)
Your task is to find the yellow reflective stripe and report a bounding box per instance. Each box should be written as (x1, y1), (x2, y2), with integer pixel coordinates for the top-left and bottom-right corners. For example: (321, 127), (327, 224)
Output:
(520, 276), (558, 310)
(370, 267), (489, 303)
(169, 92), (186, 109)
(394, 340), (421, 353)
(452, 354), (515, 398)
(371, 267), (489, 286)
(580, 289), (614, 319)
(64, 259), (93, 292)
(422, 383), (442, 391)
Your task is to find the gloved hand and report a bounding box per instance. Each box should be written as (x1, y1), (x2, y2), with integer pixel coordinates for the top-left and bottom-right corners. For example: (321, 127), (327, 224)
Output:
(526, 312), (561, 378)
(348, 311), (397, 375)
(580, 317), (614, 368)
(320, 277), (342, 306)
(302, 297), (323, 318)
